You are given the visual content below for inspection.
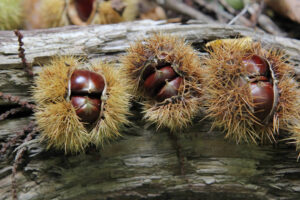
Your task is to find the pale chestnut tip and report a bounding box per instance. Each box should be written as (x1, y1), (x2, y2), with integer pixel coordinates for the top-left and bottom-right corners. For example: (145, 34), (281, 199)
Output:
(156, 77), (182, 102)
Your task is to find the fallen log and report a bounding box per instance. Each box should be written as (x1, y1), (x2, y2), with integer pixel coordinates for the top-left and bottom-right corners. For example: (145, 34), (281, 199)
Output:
(1, 20), (300, 200)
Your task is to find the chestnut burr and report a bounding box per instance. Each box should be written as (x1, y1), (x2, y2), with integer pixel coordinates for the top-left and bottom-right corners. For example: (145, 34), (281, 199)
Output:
(33, 57), (131, 153)
(123, 34), (202, 131)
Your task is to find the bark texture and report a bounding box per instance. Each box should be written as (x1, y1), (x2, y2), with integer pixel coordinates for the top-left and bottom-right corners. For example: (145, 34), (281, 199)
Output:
(1, 20), (300, 104)
(1, 20), (300, 200)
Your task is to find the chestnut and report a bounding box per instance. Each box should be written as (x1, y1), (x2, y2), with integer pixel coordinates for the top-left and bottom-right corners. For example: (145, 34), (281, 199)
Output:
(242, 55), (269, 77)
(241, 55), (277, 123)
(74, 0), (95, 22)
(71, 96), (101, 123)
(156, 77), (182, 102)
(111, 0), (126, 15)
(71, 69), (105, 95)
(250, 82), (274, 122)
(143, 66), (177, 96)
(70, 69), (105, 124)
(142, 65), (183, 102)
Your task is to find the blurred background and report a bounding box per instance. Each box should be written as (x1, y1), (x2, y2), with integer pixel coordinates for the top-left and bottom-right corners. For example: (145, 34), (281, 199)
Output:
(0, 0), (299, 39)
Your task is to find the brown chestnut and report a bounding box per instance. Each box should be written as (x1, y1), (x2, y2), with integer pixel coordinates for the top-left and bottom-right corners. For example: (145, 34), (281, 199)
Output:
(71, 69), (105, 95)
(70, 69), (105, 124)
(74, 0), (95, 22)
(142, 64), (183, 102)
(143, 66), (177, 96)
(71, 96), (101, 124)
(250, 82), (274, 122)
(156, 77), (182, 102)
(240, 55), (276, 122)
(242, 55), (269, 77)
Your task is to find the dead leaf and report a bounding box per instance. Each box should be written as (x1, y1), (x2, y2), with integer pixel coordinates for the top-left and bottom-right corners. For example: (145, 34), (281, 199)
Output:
(265, 0), (300, 23)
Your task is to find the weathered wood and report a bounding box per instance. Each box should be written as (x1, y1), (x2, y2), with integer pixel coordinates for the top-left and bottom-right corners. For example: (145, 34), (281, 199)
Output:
(1, 20), (300, 200)
(1, 118), (300, 200)
(1, 20), (300, 67)
(1, 20), (300, 105)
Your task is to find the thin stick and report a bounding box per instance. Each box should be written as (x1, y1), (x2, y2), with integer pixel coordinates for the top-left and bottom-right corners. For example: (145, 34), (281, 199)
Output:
(11, 127), (37, 200)
(218, 0), (236, 14)
(14, 30), (33, 77)
(250, 1), (265, 27)
(228, 4), (249, 25)
(157, 0), (214, 23)
(0, 107), (25, 121)
(1, 121), (36, 155)
(0, 92), (35, 110)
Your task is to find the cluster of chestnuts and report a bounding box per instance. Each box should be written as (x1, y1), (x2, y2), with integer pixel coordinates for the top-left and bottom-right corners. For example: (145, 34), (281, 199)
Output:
(143, 65), (183, 102)
(240, 54), (278, 124)
(69, 69), (106, 124)
(33, 35), (300, 155)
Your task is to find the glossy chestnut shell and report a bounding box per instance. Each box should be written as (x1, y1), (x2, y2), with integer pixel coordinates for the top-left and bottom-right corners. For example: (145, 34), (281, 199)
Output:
(70, 69), (105, 94)
(156, 77), (183, 102)
(70, 69), (105, 124)
(143, 66), (177, 96)
(250, 82), (274, 122)
(143, 66), (182, 102)
(71, 96), (101, 124)
(242, 55), (269, 77)
(74, 0), (95, 22)
(241, 55), (276, 122)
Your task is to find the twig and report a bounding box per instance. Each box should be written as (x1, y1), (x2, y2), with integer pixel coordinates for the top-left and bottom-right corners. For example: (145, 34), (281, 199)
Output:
(195, 0), (253, 26)
(0, 121), (36, 155)
(14, 30), (33, 78)
(194, 0), (233, 22)
(0, 107), (25, 121)
(0, 92), (36, 110)
(257, 14), (286, 36)
(157, 0), (215, 23)
(228, 4), (249, 25)
(219, 0), (236, 14)
(250, 1), (265, 27)
(11, 128), (37, 200)
(248, 2), (285, 36)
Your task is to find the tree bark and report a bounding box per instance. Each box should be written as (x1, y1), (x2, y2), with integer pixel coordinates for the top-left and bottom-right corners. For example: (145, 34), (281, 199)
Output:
(1, 20), (300, 104)
(1, 20), (300, 200)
